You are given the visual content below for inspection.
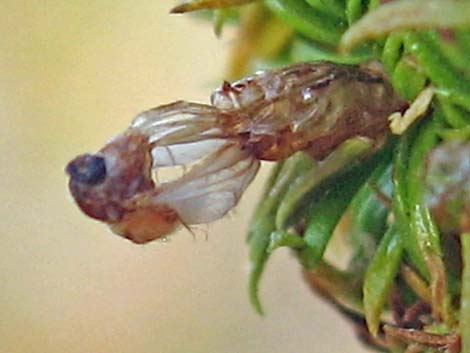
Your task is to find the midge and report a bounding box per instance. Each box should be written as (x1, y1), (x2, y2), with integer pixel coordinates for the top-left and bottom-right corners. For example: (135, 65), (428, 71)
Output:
(66, 62), (408, 244)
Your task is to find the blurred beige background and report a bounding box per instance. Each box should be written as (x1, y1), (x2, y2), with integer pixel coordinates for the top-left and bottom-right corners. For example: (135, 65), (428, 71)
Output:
(0, 1), (368, 353)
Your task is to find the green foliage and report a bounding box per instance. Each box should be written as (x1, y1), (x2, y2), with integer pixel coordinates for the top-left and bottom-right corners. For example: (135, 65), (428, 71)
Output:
(244, 0), (470, 351)
(363, 224), (402, 337)
(174, 0), (470, 351)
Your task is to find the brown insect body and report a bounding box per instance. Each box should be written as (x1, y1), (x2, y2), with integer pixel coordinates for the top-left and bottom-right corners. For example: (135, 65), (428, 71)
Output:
(211, 62), (406, 160)
(67, 62), (406, 243)
(67, 131), (180, 243)
(67, 132), (154, 223)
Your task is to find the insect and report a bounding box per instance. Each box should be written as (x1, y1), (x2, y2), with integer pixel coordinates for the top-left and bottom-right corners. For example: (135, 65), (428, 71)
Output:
(66, 62), (408, 244)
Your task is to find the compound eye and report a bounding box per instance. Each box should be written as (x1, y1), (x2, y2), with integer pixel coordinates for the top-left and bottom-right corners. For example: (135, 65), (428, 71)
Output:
(66, 154), (107, 185)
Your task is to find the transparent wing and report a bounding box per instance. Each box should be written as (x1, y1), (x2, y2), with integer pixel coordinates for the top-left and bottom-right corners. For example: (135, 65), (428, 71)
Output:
(131, 101), (224, 146)
(153, 143), (260, 224)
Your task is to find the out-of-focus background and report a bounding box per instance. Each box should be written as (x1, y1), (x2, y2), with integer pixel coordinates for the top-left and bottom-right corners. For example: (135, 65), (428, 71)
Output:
(0, 1), (367, 352)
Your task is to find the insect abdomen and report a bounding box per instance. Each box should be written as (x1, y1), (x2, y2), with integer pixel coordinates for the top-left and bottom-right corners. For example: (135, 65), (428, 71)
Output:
(212, 62), (406, 160)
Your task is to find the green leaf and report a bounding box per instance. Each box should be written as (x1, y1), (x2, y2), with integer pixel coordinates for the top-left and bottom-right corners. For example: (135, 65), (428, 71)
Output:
(405, 31), (470, 110)
(275, 137), (374, 230)
(268, 230), (306, 253)
(350, 162), (392, 240)
(345, 0), (365, 25)
(247, 153), (315, 314)
(406, 117), (454, 325)
(363, 224), (403, 337)
(391, 57), (427, 101)
(392, 126), (430, 279)
(348, 159), (393, 271)
(298, 143), (392, 269)
(381, 33), (404, 75)
(264, 0), (344, 46)
(340, 0), (470, 52)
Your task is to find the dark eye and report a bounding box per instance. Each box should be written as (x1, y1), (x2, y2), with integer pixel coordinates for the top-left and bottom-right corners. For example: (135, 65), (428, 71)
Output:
(66, 154), (107, 185)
